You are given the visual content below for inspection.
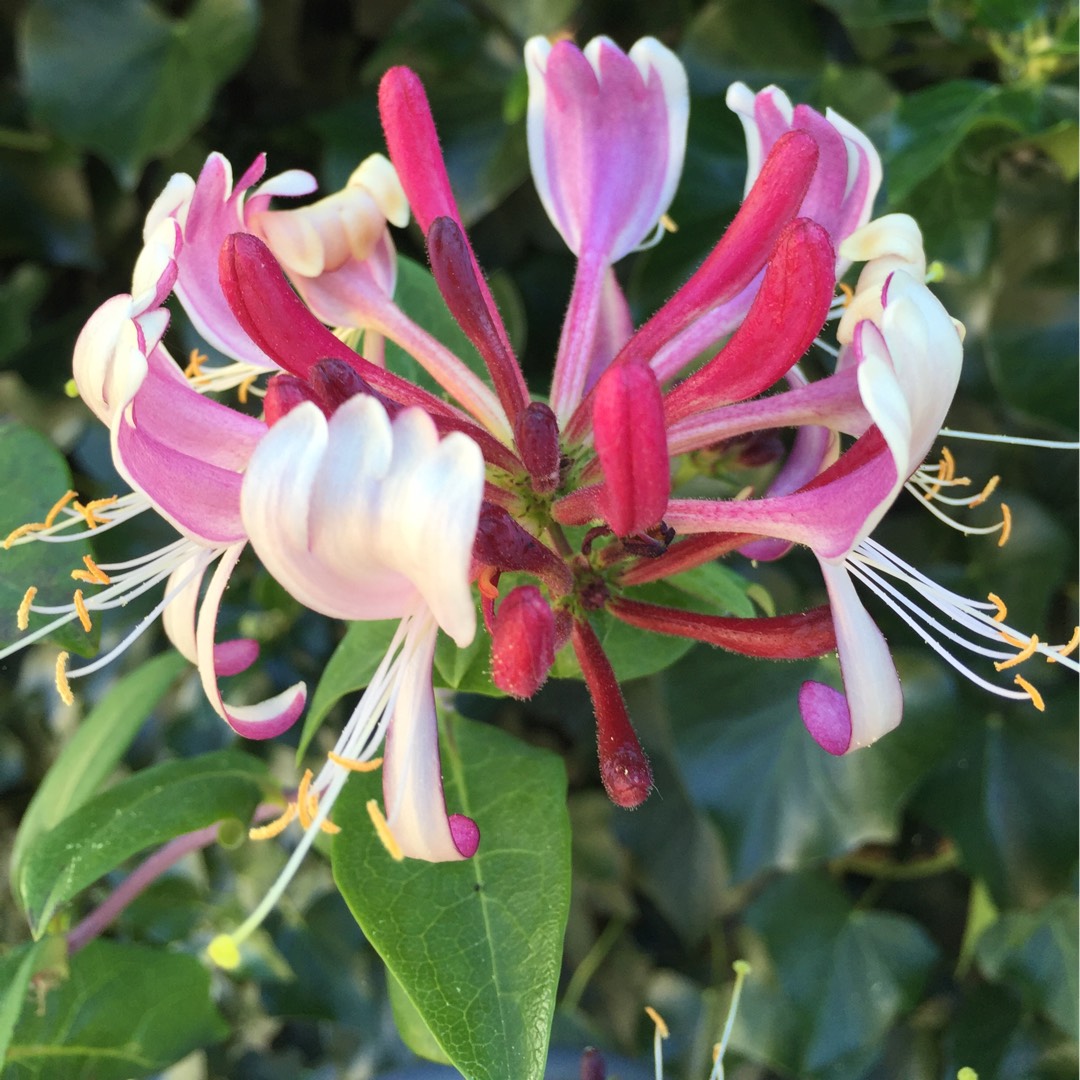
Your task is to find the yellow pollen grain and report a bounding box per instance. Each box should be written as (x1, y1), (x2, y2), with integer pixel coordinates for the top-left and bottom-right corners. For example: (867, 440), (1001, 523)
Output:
(328, 751), (383, 772)
(55, 652), (74, 706)
(71, 554), (111, 585)
(968, 474), (1000, 508)
(1013, 674), (1045, 712)
(17, 586), (37, 631)
(44, 489), (78, 527)
(987, 592), (1008, 622)
(248, 802), (298, 840)
(994, 633), (1039, 671)
(838, 282), (854, 306)
(3, 521), (45, 549)
(997, 503), (1012, 547)
(366, 799), (404, 861)
(644, 1006), (669, 1038)
(296, 769), (315, 829)
(184, 349), (208, 379)
(1048, 626), (1080, 664)
(72, 589), (92, 633)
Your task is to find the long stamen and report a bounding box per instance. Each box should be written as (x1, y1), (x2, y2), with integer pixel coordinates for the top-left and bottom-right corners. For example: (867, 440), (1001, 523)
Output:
(71, 554), (112, 585)
(708, 960), (751, 1080)
(248, 803), (298, 840)
(17, 587), (36, 631)
(644, 1006), (668, 1080)
(993, 633), (1039, 671)
(366, 799), (404, 861)
(55, 652), (74, 706)
(1013, 674), (1045, 711)
(72, 589), (92, 633)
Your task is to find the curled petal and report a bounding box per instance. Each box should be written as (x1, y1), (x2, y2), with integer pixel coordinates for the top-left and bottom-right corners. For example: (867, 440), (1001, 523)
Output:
(799, 560), (902, 754)
(382, 615), (477, 860)
(195, 543), (307, 739)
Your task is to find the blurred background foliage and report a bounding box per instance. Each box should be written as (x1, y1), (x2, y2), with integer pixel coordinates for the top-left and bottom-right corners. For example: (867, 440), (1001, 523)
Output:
(0, 0), (1076, 1078)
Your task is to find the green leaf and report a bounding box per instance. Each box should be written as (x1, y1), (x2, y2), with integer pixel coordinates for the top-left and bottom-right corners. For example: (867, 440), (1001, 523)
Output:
(3, 940), (228, 1079)
(386, 968), (452, 1065)
(732, 871), (939, 1078)
(10, 651), (187, 891)
(19, 749), (267, 936)
(0, 421), (96, 655)
(0, 265), (48, 364)
(668, 647), (960, 881)
(333, 713), (571, 1080)
(974, 896), (1079, 1039)
(0, 941), (52, 1069)
(20, 0), (258, 188)
(297, 619), (399, 760)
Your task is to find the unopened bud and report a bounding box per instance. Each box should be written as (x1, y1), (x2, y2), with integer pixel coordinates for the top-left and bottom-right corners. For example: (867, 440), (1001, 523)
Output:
(491, 586), (555, 699)
(264, 374), (322, 425)
(593, 361), (670, 536)
(580, 1046), (606, 1080)
(309, 357), (399, 416)
(514, 401), (561, 492)
(473, 505), (573, 595)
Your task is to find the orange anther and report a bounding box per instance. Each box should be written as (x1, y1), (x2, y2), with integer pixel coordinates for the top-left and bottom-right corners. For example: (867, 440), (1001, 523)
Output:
(968, 474), (1000, 508)
(184, 349), (208, 378)
(73, 589), (92, 633)
(3, 521), (45, 549)
(997, 503), (1012, 547)
(478, 566), (500, 600)
(837, 282), (854, 305)
(296, 769), (315, 829)
(1013, 674), (1045, 712)
(987, 592), (1008, 622)
(1048, 626), (1080, 663)
(248, 803), (298, 840)
(55, 652), (74, 706)
(644, 1006), (669, 1037)
(17, 586), (37, 631)
(44, 490), (78, 527)
(994, 633), (1039, 671)
(327, 751), (384, 772)
(366, 799), (404, 861)
(71, 555), (111, 585)
(237, 375), (258, 405)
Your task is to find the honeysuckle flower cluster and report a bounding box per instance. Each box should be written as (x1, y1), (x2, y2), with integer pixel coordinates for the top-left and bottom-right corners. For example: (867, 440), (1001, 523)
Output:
(5, 33), (1077, 954)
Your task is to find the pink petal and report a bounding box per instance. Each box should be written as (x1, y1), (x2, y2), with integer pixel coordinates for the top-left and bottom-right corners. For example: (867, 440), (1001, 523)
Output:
(195, 543), (307, 739)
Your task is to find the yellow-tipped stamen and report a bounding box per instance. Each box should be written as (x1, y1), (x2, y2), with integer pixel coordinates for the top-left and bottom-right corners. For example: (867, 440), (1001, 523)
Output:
(17, 586), (37, 631)
(838, 281), (854, 305)
(237, 374), (258, 404)
(248, 803), (298, 841)
(366, 799), (404, 861)
(55, 652), (74, 705)
(997, 503), (1012, 547)
(994, 633), (1039, 671)
(708, 960), (751, 1080)
(44, 490), (78, 527)
(1013, 674), (1045, 712)
(644, 1006), (669, 1038)
(3, 521), (46, 549)
(968, 474), (1000, 507)
(206, 934), (242, 971)
(184, 349), (208, 379)
(987, 592), (1008, 622)
(1048, 626), (1080, 663)
(74, 496), (118, 529)
(477, 565), (500, 600)
(659, 212), (678, 234)
(940, 446), (956, 482)
(71, 554), (112, 585)
(72, 589), (92, 633)
(296, 769), (315, 829)
(327, 751), (384, 772)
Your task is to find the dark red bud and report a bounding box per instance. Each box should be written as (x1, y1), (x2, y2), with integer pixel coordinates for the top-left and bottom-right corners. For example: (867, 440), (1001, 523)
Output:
(572, 619), (653, 809)
(580, 1047), (607, 1080)
(472, 504), (573, 595)
(263, 374), (323, 425)
(491, 586), (556, 699)
(514, 401), (561, 493)
(310, 358), (399, 417)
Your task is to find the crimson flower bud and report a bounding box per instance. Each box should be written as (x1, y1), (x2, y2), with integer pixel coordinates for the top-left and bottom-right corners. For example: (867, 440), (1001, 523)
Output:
(310, 358), (398, 416)
(514, 401), (561, 492)
(491, 585), (556, 699)
(263, 374), (322, 425)
(580, 1046), (607, 1080)
(592, 360), (670, 536)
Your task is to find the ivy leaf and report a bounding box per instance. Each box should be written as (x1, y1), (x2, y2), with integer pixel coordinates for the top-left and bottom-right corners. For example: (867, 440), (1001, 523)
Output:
(20, 0), (258, 188)
(0, 421), (96, 656)
(974, 896), (1079, 1039)
(333, 713), (571, 1080)
(18, 749), (267, 936)
(3, 940), (227, 1079)
(667, 647), (960, 881)
(10, 651), (187, 891)
(732, 871), (939, 1078)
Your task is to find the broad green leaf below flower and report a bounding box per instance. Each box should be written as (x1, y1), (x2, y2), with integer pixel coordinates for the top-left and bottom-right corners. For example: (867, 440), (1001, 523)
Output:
(2, 940), (228, 1080)
(333, 712), (571, 1080)
(9, 650), (187, 892)
(19, 749), (268, 936)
